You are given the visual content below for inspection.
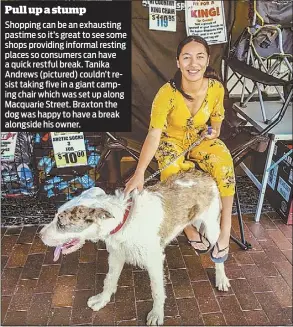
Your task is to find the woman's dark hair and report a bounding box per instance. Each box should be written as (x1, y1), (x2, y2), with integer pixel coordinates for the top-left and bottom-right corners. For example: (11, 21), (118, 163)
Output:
(169, 35), (223, 100)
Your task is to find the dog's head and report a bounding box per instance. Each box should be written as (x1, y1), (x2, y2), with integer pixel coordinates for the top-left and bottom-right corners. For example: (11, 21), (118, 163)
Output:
(39, 187), (126, 261)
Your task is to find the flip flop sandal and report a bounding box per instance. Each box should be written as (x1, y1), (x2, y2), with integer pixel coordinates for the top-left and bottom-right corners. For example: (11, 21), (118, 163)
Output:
(210, 242), (229, 263)
(185, 232), (211, 255)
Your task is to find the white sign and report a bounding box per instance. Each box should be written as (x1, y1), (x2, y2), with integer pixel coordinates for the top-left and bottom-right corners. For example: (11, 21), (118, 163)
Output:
(185, 0), (227, 45)
(1, 132), (18, 162)
(143, 0), (185, 11)
(149, 0), (177, 32)
(51, 132), (87, 168)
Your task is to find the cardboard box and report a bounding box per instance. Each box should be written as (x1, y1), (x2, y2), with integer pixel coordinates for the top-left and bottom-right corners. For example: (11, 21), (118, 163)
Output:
(266, 142), (293, 225)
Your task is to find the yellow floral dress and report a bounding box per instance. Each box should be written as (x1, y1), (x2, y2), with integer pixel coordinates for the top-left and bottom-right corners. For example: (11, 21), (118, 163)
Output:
(149, 79), (235, 197)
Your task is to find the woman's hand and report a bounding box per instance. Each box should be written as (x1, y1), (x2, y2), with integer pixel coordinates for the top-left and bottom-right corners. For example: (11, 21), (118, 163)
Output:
(124, 170), (145, 198)
(204, 128), (218, 140)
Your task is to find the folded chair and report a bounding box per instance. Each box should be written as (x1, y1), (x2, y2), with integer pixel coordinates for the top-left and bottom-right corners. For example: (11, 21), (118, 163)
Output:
(224, 0), (292, 124)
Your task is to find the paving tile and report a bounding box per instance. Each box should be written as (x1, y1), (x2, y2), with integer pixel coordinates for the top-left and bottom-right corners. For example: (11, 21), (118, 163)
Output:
(26, 292), (53, 326)
(1, 256), (8, 274)
(205, 268), (234, 296)
(48, 307), (72, 326)
(282, 249), (292, 264)
(118, 266), (134, 287)
(17, 226), (38, 244)
(115, 286), (135, 303)
(259, 214), (278, 230)
(217, 295), (247, 325)
(283, 307), (293, 325)
(247, 276), (272, 293)
(5, 226), (22, 235)
(264, 245), (289, 262)
(177, 235), (198, 255)
(274, 260), (292, 288)
(6, 243), (31, 268)
(164, 283), (179, 317)
(21, 253), (45, 279)
(192, 280), (220, 314)
(232, 251), (254, 264)
(79, 241), (97, 263)
(265, 276), (293, 307)
(165, 245), (185, 269)
(274, 219), (293, 238)
(30, 234), (47, 253)
(243, 234), (263, 251)
(96, 249), (109, 274)
(250, 252), (279, 276)
(229, 279), (261, 310)
(52, 275), (77, 307)
(115, 299), (136, 321)
(1, 267), (22, 296)
(136, 300), (153, 323)
(76, 262), (96, 290)
(244, 310), (270, 326)
(163, 316), (182, 325)
(71, 290), (94, 325)
(9, 278), (37, 311)
(134, 270), (152, 301)
(116, 319), (137, 325)
(225, 266), (245, 280)
(240, 264), (262, 279)
(43, 247), (62, 265)
(267, 230), (292, 250)
(3, 310), (27, 326)
(169, 269), (194, 299)
(59, 251), (79, 275)
(35, 264), (60, 293)
(255, 292), (292, 325)
(183, 254), (208, 281)
(246, 222), (268, 240)
(202, 312), (226, 326)
(1, 296), (11, 324)
(176, 297), (204, 325)
(92, 302), (115, 325)
(1, 235), (19, 256)
(200, 253), (214, 268)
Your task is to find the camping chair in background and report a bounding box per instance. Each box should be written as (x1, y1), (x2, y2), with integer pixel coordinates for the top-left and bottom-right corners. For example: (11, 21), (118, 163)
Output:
(224, 0), (292, 124)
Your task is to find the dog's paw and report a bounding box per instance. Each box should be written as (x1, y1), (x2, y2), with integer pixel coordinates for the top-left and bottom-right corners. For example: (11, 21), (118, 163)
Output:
(147, 308), (164, 326)
(216, 274), (230, 292)
(87, 294), (110, 311)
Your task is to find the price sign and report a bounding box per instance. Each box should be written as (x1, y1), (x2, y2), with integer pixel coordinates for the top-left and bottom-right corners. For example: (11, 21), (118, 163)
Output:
(185, 0), (227, 45)
(1, 132), (18, 162)
(149, 1), (176, 32)
(51, 132), (87, 168)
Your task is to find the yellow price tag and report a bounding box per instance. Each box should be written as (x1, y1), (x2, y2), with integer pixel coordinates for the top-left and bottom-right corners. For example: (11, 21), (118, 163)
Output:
(55, 150), (87, 168)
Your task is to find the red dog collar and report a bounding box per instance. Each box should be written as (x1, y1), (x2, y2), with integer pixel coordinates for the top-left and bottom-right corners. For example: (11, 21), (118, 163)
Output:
(109, 199), (133, 235)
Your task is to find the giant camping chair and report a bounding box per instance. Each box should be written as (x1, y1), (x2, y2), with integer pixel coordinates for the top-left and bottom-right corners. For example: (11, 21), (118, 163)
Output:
(225, 0), (292, 124)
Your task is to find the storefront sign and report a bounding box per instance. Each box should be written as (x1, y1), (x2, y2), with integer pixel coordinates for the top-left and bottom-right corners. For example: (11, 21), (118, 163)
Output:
(51, 132), (87, 168)
(149, 0), (177, 32)
(185, 0), (227, 45)
(1, 132), (18, 161)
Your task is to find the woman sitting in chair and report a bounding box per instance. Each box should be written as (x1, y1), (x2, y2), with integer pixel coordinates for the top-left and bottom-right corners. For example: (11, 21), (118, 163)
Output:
(124, 35), (235, 263)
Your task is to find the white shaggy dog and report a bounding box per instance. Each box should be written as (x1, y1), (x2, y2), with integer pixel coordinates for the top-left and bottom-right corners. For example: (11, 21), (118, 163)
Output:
(40, 170), (230, 325)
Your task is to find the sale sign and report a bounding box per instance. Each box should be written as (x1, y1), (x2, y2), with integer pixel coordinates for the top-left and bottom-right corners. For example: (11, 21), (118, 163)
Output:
(185, 0), (227, 45)
(51, 132), (87, 168)
(149, 0), (177, 32)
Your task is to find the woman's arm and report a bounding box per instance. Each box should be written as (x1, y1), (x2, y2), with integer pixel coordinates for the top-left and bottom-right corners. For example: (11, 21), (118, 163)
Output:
(124, 128), (162, 196)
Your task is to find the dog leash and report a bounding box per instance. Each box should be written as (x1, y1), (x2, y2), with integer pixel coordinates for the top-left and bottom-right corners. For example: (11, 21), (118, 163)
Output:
(144, 126), (212, 185)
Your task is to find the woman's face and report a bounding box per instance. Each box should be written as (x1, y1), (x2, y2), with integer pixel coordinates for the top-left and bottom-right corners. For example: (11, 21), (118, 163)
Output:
(177, 41), (209, 83)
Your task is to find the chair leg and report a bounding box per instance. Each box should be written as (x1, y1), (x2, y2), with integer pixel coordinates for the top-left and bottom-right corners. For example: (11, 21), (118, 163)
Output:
(230, 183), (252, 250)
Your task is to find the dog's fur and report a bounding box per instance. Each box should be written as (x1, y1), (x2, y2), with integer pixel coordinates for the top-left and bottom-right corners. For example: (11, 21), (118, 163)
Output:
(40, 170), (230, 325)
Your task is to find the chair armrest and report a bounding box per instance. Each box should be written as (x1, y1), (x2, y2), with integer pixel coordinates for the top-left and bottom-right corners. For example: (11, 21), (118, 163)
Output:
(224, 57), (290, 86)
